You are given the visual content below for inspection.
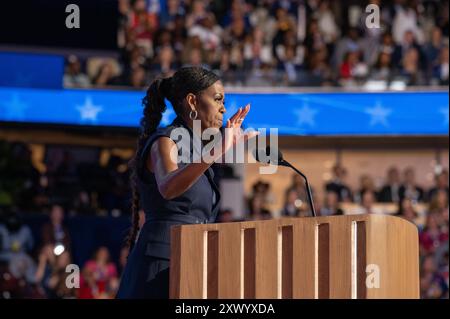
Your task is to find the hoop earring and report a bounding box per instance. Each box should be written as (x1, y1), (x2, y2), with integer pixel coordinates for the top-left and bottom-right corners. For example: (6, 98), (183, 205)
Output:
(189, 110), (198, 120)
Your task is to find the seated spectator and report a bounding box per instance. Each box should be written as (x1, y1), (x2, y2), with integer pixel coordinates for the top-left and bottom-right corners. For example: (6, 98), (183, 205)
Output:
(438, 251), (449, 298)
(355, 190), (384, 214)
(127, 0), (158, 57)
(0, 253), (44, 298)
(129, 66), (147, 88)
(325, 165), (353, 202)
(287, 174), (309, 206)
(432, 46), (449, 86)
(399, 47), (425, 86)
(429, 190), (449, 214)
(320, 191), (344, 216)
(79, 247), (119, 299)
(159, 0), (186, 29)
(188, 13), (222, 52)
(392, 30), (425, 67)
(356, 174), (378, 204)
(250, 180), (273, 207)
(333, 28), (363, 70)
(419, 213), (449, 255)
(186, 0), (208, 29)
(9, 252), (38, 287)
(217, 208), (235, 223)
(425, 27), (445, 77)
(277, 45), (303, 86)
(247, 195), (272, 221)
(0, 212), (34, 263)
(92, 62), (121, 87)
(369, 51), (393, 83)
(339, 51), (357, 80)
(316, 0), (339, 45)
(280, 188), (302, 217)
(41, 205), (71, 253)
(35, 244), (56, 289)
(428, 169), (449, 201)
(392, 4), (424, 45)
(399, 167), (425, 202)
(420, 254), (449, 299)
(378, 166), (402, 203)
(306, 46), (333, 86)
(339, 50), (368, 84)
(45, 250), (76, 299)
(396, 198), (419, 226)
(63, 55), (91, 88)
(358, 190), (378, 215)
(35, 245), (75, 299)
(150, 45), (178, 78)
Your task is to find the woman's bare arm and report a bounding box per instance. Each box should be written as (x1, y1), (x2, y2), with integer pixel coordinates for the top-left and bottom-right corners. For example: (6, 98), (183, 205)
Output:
(147, 105), (258, 200)
(147, 137), (212, 200)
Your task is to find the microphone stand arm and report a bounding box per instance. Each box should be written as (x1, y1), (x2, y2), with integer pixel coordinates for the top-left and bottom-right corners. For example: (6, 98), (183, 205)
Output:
(279, 159), (317, 217)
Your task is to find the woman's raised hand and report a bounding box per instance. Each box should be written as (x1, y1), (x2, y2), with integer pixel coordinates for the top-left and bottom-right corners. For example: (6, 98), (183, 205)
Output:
(221, 103), (260, 157)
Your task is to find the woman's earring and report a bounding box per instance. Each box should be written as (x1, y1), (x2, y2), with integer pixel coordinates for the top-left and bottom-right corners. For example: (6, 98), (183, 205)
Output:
(189, 109), (198, 120)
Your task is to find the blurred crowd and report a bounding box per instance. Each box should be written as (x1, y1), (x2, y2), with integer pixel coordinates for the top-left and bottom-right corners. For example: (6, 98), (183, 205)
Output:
(0, 141), (131, 217)
(63, 0), (449, 89)
(1, 140), (448, 298)
(0, 205), (123, 298)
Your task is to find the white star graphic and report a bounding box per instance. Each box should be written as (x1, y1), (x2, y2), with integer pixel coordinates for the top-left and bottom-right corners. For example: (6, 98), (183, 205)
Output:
(76, 97), (103, 123)
(161, 108), (175, 125)
(439, 107), (449, 126)
(365, 103), (392, 127)
(294, 103), (318, 127)
(0, 93), (29, 121)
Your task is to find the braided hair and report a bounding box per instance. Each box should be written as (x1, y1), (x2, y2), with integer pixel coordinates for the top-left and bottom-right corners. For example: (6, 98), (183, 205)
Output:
(127, 67), (220, 250)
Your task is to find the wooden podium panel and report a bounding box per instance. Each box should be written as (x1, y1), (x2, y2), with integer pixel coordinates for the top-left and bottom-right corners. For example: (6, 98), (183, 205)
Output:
(169, 215), (419, 299)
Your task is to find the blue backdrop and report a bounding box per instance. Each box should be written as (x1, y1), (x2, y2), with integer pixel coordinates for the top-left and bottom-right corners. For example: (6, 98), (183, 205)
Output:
(0, 53), (64, 89)
(0, 87), (448, 136)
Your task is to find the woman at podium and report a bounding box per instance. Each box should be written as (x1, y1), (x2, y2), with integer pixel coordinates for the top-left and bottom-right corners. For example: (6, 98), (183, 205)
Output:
(116, 67), (257, 298)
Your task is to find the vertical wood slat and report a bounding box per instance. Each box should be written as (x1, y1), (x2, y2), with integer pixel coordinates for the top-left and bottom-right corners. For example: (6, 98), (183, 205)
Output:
(207, 231), (219, 298)
(170, 226), (206, 298)
(281, 226), (293, 299)
(329, 219), (352, 298)
(255, 222), (279, 298)
(317, 223), (330, 299)
(169, 226), (182, 298)
(217, 223), (242, 298)
(243, 228), (256, 298)
(293, 220), (316, 298)
(356, 221), (367, 299)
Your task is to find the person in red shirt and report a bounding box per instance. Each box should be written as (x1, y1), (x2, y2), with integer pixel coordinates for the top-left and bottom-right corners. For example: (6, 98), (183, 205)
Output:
(79, 247), (118, 299)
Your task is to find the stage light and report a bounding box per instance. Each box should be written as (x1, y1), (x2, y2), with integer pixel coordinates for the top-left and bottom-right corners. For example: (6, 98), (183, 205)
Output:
(54, 244), (65, 256)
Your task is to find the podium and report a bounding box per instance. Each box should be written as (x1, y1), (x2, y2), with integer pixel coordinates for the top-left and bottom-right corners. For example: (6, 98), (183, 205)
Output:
(169, 215), (419, 299)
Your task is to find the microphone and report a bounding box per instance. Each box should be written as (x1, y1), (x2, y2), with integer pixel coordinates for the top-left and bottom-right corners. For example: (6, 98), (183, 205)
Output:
(254, 146), (317, 217)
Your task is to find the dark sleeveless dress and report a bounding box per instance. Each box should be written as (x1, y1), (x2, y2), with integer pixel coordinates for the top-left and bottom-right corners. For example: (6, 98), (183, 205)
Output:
(116, 117), (221, 299)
